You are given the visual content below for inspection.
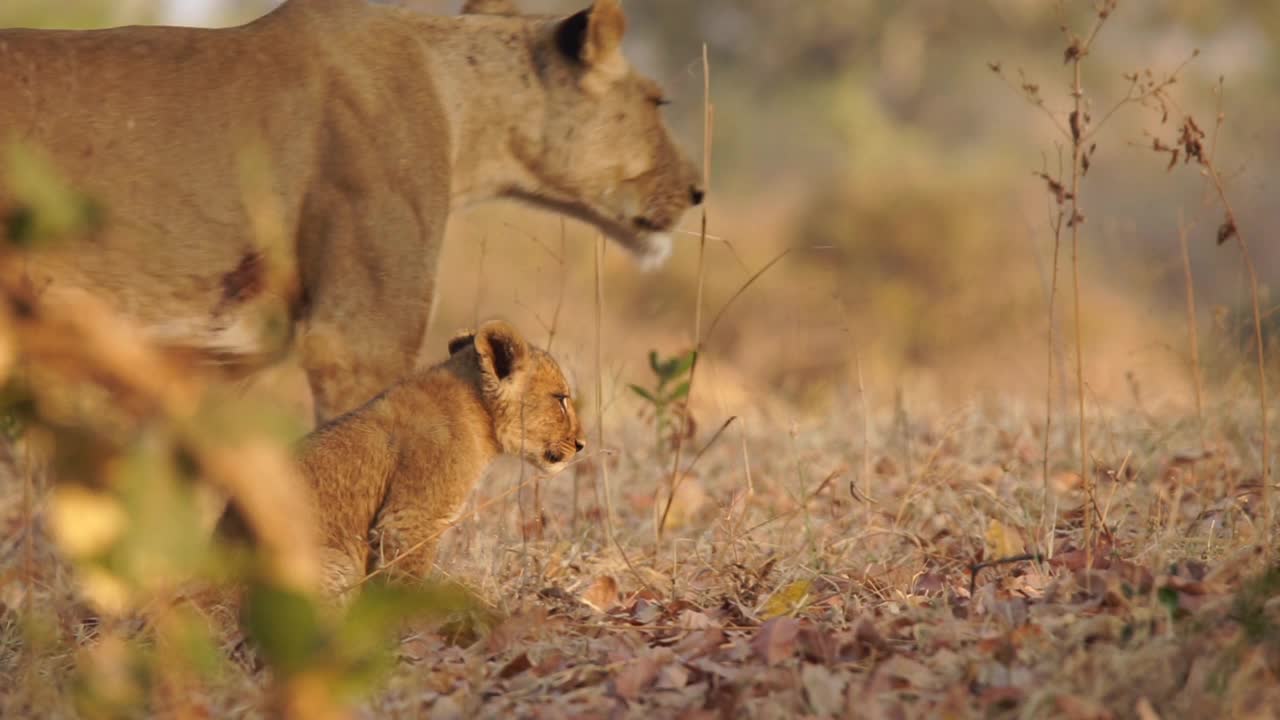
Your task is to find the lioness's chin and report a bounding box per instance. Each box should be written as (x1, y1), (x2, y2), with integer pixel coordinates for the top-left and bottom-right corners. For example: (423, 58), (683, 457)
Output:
(632, 233), (673, 271)
(600, 224), (673, 271)
(534, 460), (570, 476)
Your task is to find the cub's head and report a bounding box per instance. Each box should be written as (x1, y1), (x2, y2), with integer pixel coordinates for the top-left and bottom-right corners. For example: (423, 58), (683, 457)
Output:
(448, 320), (585, 474)
(464, 0), (704, 269)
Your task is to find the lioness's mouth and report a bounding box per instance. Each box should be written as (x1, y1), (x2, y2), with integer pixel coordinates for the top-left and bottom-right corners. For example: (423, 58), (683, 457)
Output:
(633, 216), (666, 232)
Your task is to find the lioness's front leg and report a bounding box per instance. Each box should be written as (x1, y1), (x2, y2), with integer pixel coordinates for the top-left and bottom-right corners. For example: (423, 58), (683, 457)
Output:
(302, 315), (426, 425)
(298, 194), (444, 424)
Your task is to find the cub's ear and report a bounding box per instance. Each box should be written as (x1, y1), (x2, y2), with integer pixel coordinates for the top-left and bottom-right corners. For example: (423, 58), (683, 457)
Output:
(473, 320), (528, 383)
(555, 0), (627, 72)
(447, 330), (476, 356)
(462, 0), (518, 15)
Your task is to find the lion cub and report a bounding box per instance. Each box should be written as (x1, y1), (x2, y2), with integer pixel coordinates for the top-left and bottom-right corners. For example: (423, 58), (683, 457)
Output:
(226, 320), (584, 597)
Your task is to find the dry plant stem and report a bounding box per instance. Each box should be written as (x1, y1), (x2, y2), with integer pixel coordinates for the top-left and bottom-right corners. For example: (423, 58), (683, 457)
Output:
(1205, 83), (1270, 555)
(857, 354), (871, 529)
(658, 44), (712, 541)
(546, 218), (568, 353)
(473, 232), (487, 328)
(657, 417), (738, 533)
(594, 233), (615, 539)
(1040, 198), (1065, 555)
(969, 553), (1045, 596)
(21, 418), (33, 608)
(727, 417), (755, 562)
(1177, 210), (1206, 445)
(1205, 165), (1271, 556)
(1068, 44), (1093, 571)
(694, 44), (712, 343)
(533, 221), (569, 540)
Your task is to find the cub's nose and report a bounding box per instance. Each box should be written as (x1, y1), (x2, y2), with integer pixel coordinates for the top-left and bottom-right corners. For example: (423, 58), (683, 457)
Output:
(690, 186), (705, 206)
(574, 438), (586, 452)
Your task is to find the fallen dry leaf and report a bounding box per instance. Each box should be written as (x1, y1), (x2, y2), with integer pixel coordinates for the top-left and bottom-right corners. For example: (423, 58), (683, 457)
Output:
(612, 649), (672, 702)
(674, 629), (725, 660)
(497, 652), (532, 680)
(1135, 697), (1162, 720)
(677, 609), (717, 630)
(760, 579), (811, 619)
(580, 575), (620, 613)
(1056, 694), (1115, 720)
(630, 598), (663, 625)
(801, 663), (847, 716)
(751, 617), (800, 666)
(984, 518), (1026, 558)
(656, 662), (690, 691)
(979, 685), (1025, 709)
(870, 655), (935, 694)
(799, 623), (839, 665)
(850, 616), (889, 658)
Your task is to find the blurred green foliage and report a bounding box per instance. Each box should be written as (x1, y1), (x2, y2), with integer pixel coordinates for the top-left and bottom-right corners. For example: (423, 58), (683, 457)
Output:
(630, 349), (696, 457)
(0, 117), (482, 720)
(3, 144), (102, 248)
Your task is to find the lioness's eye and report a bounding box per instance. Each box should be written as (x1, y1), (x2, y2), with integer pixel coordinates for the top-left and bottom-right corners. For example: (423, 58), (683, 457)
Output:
(652, 98), (672, 108)
(555, 394), (569, 412)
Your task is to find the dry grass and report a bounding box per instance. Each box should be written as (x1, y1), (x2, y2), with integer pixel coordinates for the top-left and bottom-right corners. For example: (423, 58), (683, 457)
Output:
(7, 383), (1279, 718)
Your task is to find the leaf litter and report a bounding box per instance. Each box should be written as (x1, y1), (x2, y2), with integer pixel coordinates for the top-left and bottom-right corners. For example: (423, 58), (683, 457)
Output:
(6, 399), (1280, 718)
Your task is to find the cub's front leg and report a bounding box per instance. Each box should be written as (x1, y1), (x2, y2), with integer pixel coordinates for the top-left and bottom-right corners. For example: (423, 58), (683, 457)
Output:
(368, 506), (452, 584)
(320, 545), (369, 604)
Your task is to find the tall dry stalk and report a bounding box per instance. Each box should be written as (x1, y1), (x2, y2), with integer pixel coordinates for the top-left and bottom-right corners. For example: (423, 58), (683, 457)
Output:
(857, 354), (872, 529)
(473, 233), (488, 329)
(20, 412), (34, 609)
(657, 44), (713, 541)
(1066, 41), (1093, 569)
(594, 233), (614, 539)
(1202, 150), (1271, 557)
(1039, 171), (1066, 556)
(1146, 79), (1272, 555)
(991, 0), (1193, 567)
(1177, 210), (1206, 445)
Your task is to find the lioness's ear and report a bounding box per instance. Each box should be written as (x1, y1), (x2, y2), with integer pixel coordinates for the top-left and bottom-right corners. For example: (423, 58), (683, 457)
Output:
(555, 0), (627, 71)
(462, 0), (518, 15)
(473, 320), (528, 383)
(447, 330), (476, 356)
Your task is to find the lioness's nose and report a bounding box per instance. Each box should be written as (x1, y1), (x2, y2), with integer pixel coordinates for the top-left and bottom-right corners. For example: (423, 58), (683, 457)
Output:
(690, 186), (705, 206)
(574, 438), (586, 452)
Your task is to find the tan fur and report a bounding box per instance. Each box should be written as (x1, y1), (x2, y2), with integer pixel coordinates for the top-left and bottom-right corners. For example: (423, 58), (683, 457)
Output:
(266, 320), (584, 597)
(0, 0), (701, 424)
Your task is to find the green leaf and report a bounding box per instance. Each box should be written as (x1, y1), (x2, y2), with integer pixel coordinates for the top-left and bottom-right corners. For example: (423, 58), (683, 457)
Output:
(629, 384), (658, 405)
(243, 582), (325, 678)
(648, 350), (662, 375)
(1157, 586), (1180, 615)
(667, 380), (692, 402)
(670, 350), (698, 378)
(658, 356), (680, 380)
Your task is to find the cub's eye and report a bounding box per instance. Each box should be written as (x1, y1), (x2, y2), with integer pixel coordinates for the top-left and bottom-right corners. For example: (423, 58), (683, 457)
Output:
(652, 98), (672, 108)
(554, 394), (569, 412)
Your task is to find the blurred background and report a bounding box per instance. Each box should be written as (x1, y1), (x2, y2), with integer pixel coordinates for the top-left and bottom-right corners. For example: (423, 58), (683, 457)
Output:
(4, 0), (1277, 422)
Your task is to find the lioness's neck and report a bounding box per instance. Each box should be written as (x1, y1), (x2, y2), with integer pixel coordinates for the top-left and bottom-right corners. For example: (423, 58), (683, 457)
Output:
(385, 10), (548, 211)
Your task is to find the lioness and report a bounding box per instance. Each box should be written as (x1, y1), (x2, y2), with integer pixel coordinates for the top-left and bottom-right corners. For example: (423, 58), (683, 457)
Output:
(0, 0), (702, 423)
(220, 319), (583, 597)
